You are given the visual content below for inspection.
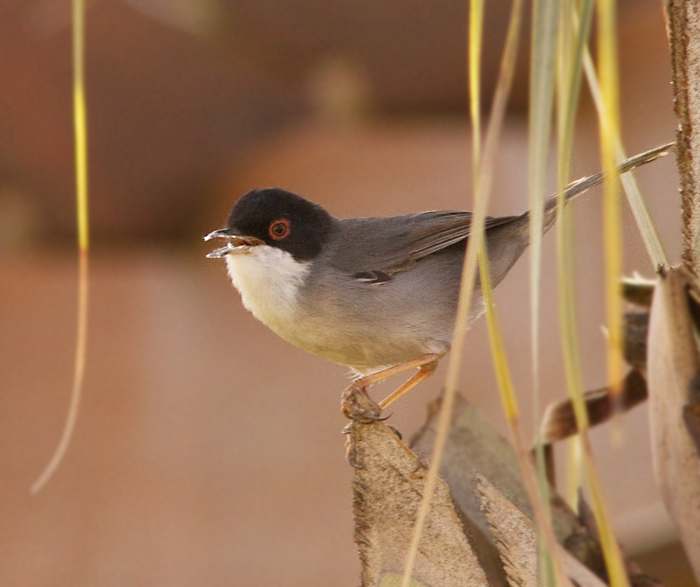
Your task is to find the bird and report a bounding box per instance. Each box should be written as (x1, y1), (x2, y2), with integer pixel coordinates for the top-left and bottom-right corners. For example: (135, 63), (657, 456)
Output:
(205, 143), (671, 420)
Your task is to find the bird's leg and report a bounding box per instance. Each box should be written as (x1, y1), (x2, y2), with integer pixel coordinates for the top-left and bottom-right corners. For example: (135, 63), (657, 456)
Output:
(378, 358), (438, 409)
(341, 354), (439, 422)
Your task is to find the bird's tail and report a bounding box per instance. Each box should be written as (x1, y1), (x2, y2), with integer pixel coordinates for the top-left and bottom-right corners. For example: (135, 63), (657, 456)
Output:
(541, 141), (674, 231)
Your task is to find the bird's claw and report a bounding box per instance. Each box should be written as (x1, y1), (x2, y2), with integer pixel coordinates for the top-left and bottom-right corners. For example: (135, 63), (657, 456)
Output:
(341, 384), (400, 468)
(340, 380), (384, 423)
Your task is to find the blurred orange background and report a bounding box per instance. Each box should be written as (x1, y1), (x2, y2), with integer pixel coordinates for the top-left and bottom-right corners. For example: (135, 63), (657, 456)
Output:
(0, 1), (693, 585)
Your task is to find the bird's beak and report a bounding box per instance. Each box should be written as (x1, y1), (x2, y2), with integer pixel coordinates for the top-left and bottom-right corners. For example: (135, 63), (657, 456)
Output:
(204, 228), (264, 258)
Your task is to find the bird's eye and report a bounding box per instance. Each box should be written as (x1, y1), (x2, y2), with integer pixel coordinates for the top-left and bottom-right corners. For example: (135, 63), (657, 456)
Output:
(269, 219), (291, 240)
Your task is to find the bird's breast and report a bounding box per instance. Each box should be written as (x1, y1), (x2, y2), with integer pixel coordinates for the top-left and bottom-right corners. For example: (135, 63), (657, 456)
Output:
(225, 246), (310, 336)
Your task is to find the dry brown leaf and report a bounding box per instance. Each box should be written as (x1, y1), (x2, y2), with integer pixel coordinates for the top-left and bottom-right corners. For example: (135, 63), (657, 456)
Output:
(348, 391), (666, 586)
(539, 369), (648, 444)
(622, 276), (656, 308)
(346, 389), (490, 587)
(475, 474), (609, 587)
(409, 394), (666, 583)
(647, 266), (700, 580)
(410, 394), (580, 543)
(475, 473), (538, 587)
(539, 309), (650, 447)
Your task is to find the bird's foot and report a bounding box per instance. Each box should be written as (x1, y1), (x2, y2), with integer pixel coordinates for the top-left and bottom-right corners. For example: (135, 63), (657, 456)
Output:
(340, 379), (385, 423)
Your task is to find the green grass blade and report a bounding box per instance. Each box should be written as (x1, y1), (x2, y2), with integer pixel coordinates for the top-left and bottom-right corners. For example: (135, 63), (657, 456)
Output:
(582, 51), (669, 270)
(529, 0), (560, 409)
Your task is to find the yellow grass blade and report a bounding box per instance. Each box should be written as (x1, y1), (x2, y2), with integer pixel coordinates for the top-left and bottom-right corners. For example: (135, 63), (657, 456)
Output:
(565, 436), (583, 507)
(401, 0), (525, 583)
(31, 0), (90, 494)
(597, 0), (624, 405)
(555, 0), (594, 509)
(554, 9), (665, 582)
(479, 248), (574, 587)
(469, 0), (484, 168)
(581, 52), (669, 270)
(548, 3), (631, 585)
(556, 2), (630, 586)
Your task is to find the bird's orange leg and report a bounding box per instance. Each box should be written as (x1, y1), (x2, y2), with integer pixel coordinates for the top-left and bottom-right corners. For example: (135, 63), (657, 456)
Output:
(378, 358), (438, 409)
(341, 354), (439, 422)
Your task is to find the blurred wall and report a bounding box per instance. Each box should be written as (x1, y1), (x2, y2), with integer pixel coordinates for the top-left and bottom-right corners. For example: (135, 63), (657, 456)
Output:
(0, 1), (694, 586)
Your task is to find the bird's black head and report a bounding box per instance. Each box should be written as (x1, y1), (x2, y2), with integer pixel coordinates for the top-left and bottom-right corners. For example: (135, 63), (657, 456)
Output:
(226, 188), (335, 261)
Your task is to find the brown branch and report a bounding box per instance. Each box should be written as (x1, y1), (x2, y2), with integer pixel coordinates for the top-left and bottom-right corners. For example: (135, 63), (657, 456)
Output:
(667, 0), (700, 276)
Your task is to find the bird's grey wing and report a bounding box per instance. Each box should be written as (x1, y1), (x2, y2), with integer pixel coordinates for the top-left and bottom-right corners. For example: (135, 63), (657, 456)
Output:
(330, 211), (518, 280)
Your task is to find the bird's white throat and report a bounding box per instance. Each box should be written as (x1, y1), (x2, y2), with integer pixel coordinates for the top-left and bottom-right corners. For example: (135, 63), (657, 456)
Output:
(225, 245), (310, 330)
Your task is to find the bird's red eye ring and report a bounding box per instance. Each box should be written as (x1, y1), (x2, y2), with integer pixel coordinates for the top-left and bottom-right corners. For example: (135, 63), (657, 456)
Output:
(269, 218), (291, 240)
